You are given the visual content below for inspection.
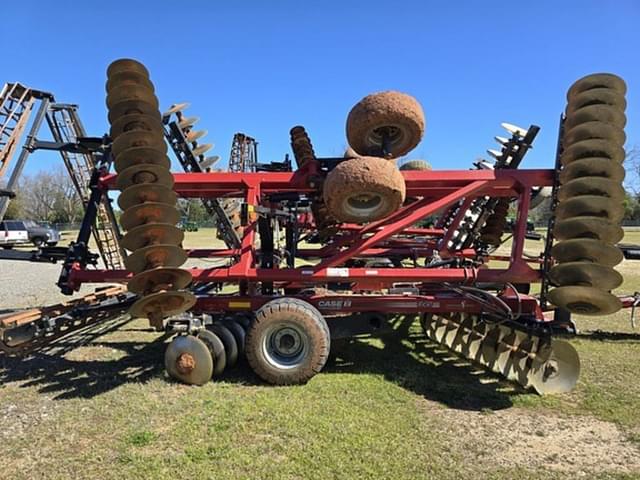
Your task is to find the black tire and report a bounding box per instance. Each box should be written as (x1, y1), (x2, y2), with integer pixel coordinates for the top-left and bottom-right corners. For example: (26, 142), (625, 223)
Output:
(222, 319), (246, 356)
(197, 329), (226, 376)
(46, 242), (58, 247)
(210, 323), (239, 368)
(323, 157), (406, 223)
(346, 91), (425, 157)
(399, 159), (431, 171)
(32, 237), (44, 247)
(246, 298), (330, 385)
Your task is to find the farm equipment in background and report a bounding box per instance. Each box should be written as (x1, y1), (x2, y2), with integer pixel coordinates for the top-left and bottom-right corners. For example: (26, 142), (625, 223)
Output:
(0, 61), (633, 396)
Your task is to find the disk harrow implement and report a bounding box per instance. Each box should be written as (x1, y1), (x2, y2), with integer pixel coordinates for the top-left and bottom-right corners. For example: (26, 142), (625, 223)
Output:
(16, 60), (632, 395)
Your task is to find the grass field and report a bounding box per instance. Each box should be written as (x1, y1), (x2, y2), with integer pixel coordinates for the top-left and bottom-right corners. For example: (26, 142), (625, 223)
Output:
(1, 229), (640, 479)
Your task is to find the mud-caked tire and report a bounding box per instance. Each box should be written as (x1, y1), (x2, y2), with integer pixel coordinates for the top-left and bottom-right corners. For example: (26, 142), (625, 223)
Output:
(246, 298), (330, 385)
(323, 156), (406, 223)
(346, 91), (425, 157)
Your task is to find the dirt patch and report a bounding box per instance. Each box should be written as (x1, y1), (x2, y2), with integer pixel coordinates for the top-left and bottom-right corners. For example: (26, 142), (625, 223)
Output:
(419, 402), (640, 475)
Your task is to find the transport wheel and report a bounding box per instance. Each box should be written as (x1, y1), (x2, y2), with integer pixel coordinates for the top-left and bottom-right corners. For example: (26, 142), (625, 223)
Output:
(399, 159), (431, 171)
(197, 329), (226, 376)
(565, 88), (627, 115)
(549, 262), (623, 291)
(555, 195), (624, 223)
(566, 73), (627, 100)
(558, 177), (625, 202)
(554, 216), (624, 244)
(209, 323), (239, 368)
(346, 91), (425, 157)
(559, 157), (625, 184)
(551, 238), (623, 267)
(563, 105), (626, 131)
(323, 156), (406, 223)
(222, 319), (246, 356)
(165, 335), (213, 385)
(548, 286), (622, 316)
(563, 121), (626, 147)
(246, 298), (330, 385)
(561, 139), (625, 164)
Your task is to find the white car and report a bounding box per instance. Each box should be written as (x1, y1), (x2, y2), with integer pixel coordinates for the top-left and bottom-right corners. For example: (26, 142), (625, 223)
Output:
(0, 220), (30, 249)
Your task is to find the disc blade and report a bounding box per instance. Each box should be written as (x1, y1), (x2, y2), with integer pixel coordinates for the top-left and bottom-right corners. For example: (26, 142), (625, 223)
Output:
(164, 335), (212, 386)
(556, 195), (624, 223)
(121, 223), (184, 251)
(115, 147), (171, 172)
(558, 176), (625, 202)
(107, 58), (150, 79)
(108, 99), (162, 124)
(106, 71), (155, 93)
(551, 238), (623, 267)
(178, 116), (199, 129)
(128, 267), (192, 294)
(192, 143), (213, 156)
(554, 216), (624, 243)
(110, 113), (164, 138)
(116, 163), (174, 191)
(120, 202), (180, 231)
(118, 184), (177, 211)
(186, 129), (208, 142)
(549, 262), (623, 291)
(107, 85), (159, 111)
(112, 130), (167, 157)
(163, 102), (190, 116)
(529, 340), (580, 395)
(548, 286), (622, 316)
(124, 244), (187, 273)
(199, 155), (220, 169)
(559, 157), (625, 184)
(501, 122), (528, 136)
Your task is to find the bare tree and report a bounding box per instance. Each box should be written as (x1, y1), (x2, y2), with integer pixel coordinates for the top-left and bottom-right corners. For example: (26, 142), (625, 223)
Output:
(18, 167), (82, 222)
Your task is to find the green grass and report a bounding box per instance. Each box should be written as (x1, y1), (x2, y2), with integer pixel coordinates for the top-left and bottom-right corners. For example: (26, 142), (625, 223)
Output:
(1, 230), (640, 479)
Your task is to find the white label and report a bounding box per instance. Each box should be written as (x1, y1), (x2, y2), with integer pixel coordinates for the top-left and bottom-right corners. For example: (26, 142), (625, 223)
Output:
(326, 267), (349, 277)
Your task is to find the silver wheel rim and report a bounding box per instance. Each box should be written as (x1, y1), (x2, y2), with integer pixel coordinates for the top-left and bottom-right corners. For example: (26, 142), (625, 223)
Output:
(343, 193), (386, 219)
(262, 322), (310, 369)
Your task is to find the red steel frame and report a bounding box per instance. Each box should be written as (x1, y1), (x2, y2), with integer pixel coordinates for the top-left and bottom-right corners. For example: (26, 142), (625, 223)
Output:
(66, 166), (555, 319)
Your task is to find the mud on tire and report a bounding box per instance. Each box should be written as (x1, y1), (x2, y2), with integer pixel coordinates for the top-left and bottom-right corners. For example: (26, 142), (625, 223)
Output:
(245, 298), (330, 385)
(346, 91), (425, 157)
(323, 156), (406, 223)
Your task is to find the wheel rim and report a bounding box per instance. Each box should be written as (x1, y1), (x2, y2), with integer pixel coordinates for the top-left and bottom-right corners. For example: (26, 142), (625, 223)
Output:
(370, 125), (403, 150)
(262, 322), (310, 369)
(343, 193), (385, 219)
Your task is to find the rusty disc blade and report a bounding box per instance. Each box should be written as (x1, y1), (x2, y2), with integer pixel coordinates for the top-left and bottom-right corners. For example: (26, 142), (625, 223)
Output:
(112, 130), (167, 157)
(121, 223), (184, 251)
(120, 202), (180, 231)
(548, 285), (622, 316)
(110, 113), (163, 139)
(554, 216), (624, 243)
(108, 100), (162, 125)
(558, 176), (625, 202)
(556, 195), (624, 223)
(163, 334), (212, 385)
(115, 147), (170, 172)
(106, 70), (155, 93)
(107, 58), (150, 78)
(106, 85), (158, 111)
(116, 163), (174, 191)
(551, 238), (623, 267)
(128, 267), (192, 294)
(117, 183), (177, 210)
(192, 143), (213, 156)
(549, 262), (623, 290)
(124, 244), (187, 273)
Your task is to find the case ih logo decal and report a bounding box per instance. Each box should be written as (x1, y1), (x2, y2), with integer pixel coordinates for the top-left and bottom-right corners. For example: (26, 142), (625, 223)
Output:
(318, 299), (352, 309)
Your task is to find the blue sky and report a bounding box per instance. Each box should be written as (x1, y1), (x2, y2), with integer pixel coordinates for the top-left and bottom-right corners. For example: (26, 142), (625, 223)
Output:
(4, 0), (639, 175)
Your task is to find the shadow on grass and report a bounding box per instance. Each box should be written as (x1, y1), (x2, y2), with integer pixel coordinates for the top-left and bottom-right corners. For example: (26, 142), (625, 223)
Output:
(0, 316), (170, 400)
(325, 315), (518, 411)
(1, 314), (519, 410)
(577, 330), (640, 342)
